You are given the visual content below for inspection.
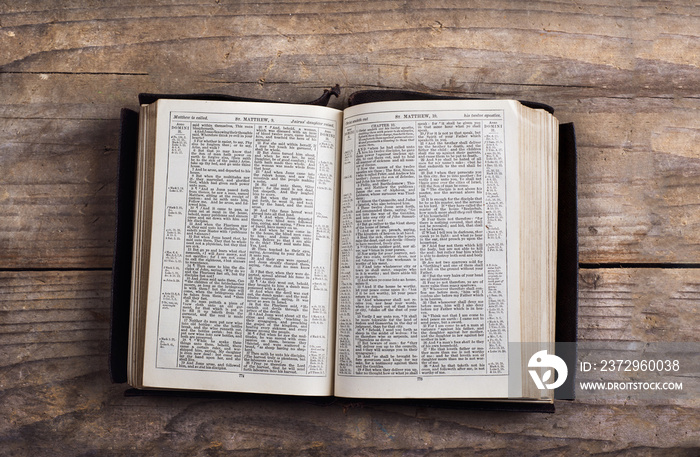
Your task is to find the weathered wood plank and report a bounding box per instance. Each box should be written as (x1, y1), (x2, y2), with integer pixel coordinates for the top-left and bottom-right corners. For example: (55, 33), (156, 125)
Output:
(3, 394), (699, 456)
(1, 0), (697, 100)
(574, 100), (700, 264)
(0, 120), (118, 269)
(1, 269), (698, 454)
(1, 5), (697, 97)
(579, 268), (700, 342)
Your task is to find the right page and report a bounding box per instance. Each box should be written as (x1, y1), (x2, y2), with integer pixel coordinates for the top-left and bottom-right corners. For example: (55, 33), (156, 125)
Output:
(334, 99), (556, 399)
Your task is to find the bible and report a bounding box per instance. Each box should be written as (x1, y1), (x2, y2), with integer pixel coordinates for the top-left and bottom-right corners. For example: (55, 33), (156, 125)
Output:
(115, 90), (575, 404)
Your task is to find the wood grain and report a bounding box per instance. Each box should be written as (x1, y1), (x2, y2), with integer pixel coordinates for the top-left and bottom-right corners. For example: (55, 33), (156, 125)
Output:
(579, 269), (700, 342)
(1, 0), (699, 454)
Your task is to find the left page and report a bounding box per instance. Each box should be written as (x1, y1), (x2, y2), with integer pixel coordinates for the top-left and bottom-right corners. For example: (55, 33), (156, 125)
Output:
(138, 99), (342, 396)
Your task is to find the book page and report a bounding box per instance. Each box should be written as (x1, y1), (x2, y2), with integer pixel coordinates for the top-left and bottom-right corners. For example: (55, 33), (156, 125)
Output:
(141, 99), (342, 395)
(335, 100), (522, 398)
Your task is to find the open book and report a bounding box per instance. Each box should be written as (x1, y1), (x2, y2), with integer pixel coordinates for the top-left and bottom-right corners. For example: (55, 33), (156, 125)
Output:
(124, 93), (565, 402)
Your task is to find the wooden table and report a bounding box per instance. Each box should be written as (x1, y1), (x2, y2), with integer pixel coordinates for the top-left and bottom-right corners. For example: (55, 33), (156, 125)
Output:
(2, 1), (698, 454)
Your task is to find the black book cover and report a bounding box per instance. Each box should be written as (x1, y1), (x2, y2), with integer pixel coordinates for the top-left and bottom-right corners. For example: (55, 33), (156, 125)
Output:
(110, 89), (577, 411)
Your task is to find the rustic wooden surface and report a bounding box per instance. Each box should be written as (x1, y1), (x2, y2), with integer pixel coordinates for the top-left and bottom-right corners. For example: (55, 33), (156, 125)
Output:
(1, 1), (698, 455)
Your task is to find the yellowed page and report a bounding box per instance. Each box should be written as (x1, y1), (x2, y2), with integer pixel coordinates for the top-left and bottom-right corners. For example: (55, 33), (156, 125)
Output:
(139, 99), (342, 396)
(334, 99), (524, 398)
